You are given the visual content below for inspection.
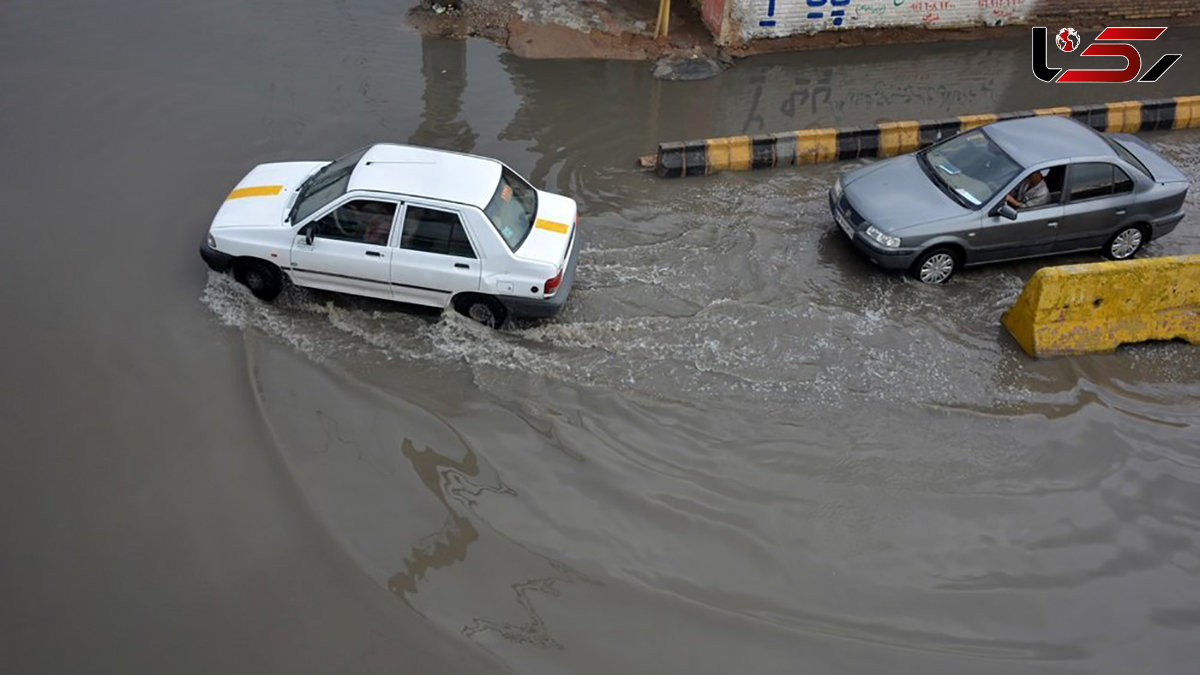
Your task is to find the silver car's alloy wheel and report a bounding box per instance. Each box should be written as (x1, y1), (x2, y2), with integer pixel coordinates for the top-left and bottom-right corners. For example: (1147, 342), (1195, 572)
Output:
(1110, 228), (1143, 259)
(918, 253), (955, 284)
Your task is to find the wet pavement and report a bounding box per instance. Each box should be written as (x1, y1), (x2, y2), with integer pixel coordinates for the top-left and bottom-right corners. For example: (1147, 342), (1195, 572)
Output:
(3, 1), (1200, 673)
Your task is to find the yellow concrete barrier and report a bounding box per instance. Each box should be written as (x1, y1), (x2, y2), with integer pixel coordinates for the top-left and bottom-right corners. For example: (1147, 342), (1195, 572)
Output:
(1105, 100), (1142, 133)
(653, 96), (1199, 177)
(877, 120), (920, 157)
(705, 135), (752, 171)
(1174, 95), (1200, 130)
(1002, 255), (1200, 358)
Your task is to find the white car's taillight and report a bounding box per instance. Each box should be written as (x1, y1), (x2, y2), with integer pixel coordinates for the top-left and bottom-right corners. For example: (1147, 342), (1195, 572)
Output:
(543, 268), (564, 297)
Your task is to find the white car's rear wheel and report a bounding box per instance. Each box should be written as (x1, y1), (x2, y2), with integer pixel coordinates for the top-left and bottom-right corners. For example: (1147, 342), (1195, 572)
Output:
(453, 294), (508, 329)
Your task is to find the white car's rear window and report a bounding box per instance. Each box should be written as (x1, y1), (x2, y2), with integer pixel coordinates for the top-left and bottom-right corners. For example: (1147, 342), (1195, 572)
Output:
(483, 168), (538, 251)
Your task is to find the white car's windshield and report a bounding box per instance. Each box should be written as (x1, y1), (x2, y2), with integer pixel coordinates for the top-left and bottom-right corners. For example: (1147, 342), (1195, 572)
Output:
(921, 129), (1021, 208)
(484, 167), (538, 250)
(290, 147), (368, 223)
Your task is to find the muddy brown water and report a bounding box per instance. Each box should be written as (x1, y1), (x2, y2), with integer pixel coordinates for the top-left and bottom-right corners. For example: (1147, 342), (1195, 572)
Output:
(3, 2), (1200, 673)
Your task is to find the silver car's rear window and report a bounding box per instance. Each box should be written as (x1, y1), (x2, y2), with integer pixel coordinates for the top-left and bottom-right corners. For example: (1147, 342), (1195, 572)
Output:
(1103, 135), (1154, 180)
(921, 130), (1021, 208)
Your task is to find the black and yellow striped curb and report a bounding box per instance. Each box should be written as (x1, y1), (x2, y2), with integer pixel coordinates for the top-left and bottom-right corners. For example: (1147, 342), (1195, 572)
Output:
(649, 95), (1200, 178)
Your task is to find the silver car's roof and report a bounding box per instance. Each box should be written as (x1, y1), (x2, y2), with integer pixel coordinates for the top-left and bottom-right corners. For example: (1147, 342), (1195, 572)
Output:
(981, 116), (1114, 168)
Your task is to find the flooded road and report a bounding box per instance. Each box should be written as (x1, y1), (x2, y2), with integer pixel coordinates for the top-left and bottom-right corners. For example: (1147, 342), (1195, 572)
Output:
(3, 1), (1199, 673)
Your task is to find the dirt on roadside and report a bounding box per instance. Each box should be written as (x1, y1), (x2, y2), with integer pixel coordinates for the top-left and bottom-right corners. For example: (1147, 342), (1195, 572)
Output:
(407, 0), (719, 61)
(407, 0), (1200, 62)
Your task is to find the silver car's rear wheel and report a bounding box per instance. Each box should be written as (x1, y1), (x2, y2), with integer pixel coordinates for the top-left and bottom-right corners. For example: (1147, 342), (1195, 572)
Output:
(911, 248), (958, 284)
(1104, 226), (1145, 260)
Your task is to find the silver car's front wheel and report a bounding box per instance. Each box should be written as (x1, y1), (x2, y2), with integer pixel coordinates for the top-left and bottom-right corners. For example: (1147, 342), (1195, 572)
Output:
(912, 248), (958, 284)
(1104, 226), (1145, 260)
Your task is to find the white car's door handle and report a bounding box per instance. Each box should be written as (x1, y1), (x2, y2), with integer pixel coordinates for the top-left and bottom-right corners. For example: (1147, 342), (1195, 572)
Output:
(365, 250), (382, 257)
(454, 263), (470, 269)
(1047, 221), (1059, 228)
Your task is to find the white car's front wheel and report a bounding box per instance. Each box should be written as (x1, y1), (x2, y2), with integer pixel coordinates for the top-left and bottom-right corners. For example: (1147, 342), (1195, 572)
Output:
(234, 259), (283, 301)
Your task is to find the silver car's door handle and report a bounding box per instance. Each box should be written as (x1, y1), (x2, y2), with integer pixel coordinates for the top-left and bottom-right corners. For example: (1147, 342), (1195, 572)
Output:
(1115, 209), (1127, 215)
(1047, 221), (1059, 228)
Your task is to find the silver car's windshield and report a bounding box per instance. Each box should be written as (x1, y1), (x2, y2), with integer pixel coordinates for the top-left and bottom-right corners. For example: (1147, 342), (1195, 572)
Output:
(920, 129), (1021, 208)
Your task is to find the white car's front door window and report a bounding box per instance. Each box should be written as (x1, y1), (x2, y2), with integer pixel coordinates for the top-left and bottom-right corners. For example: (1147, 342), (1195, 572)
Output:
(290, 199), (398, 300)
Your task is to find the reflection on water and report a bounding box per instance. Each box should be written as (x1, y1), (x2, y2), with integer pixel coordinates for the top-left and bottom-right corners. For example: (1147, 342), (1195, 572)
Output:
(247, 336), (593, 656)
(388, 438), (484, 596)
(409, 36), (476, 151)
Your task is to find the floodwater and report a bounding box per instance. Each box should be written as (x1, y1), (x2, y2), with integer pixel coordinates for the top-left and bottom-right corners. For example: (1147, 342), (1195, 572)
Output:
(3, 1), (1199, 673)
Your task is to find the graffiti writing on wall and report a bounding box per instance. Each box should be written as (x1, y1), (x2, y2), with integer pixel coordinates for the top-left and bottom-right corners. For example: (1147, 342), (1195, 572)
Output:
(761, 0), (855, 28)
(743, 0), (1035, 40)
(742, 69), (834, 132)
(731, 53), (1008, 135)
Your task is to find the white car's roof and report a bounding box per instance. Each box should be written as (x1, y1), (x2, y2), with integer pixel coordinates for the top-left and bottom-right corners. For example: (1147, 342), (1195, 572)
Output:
(347, 144), (503, 208)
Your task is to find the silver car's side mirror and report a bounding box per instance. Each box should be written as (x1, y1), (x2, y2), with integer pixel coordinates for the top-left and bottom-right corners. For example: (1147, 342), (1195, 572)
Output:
(995, 203), (1018, 221)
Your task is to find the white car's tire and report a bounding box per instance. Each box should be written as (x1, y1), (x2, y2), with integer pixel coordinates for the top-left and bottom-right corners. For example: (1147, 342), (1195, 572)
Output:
(453, 294), (507, 328)
(234, 259), (283, 301)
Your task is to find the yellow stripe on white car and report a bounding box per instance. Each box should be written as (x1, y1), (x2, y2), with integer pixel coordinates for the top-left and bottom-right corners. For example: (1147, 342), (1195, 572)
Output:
(534, 218), (569, 234)
(226, 184), (285, 200)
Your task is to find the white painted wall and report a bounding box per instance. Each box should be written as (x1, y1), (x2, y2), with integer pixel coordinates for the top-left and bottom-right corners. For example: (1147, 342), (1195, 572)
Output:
(729, 0), (1041, 42)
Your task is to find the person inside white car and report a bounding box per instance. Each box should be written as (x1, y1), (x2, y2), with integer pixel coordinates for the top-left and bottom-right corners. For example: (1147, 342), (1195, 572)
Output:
(357, 201), (394, 245)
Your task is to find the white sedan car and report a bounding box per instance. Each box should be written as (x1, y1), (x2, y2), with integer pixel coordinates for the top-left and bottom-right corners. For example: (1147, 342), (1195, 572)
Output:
(200, 144), (579, 327)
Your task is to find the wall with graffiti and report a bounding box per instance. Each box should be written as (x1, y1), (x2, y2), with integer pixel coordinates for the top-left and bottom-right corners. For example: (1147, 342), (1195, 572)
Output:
(705, 40), (1020, 137)
(717, 0), (1040, 43)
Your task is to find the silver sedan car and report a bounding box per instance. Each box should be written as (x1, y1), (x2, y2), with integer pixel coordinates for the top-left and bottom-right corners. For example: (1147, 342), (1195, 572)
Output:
(829, 116), (1190, 283)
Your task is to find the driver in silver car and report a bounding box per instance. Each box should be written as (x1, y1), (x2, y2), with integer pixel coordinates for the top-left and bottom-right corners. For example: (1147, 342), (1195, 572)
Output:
(1005, 170), (1050, 209)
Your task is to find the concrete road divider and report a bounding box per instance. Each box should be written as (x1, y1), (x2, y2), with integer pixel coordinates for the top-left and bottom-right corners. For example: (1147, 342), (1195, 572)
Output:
(1001, 255), (1200, 359)
(647, 95), (1200, 178)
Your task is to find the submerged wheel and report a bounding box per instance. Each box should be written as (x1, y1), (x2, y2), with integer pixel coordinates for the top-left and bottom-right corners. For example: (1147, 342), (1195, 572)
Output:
(233, 259), (283, 301)
(453, 294), (508, 328)
(1103, 225), (1146, 260)
(910, 247), (959, 284)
